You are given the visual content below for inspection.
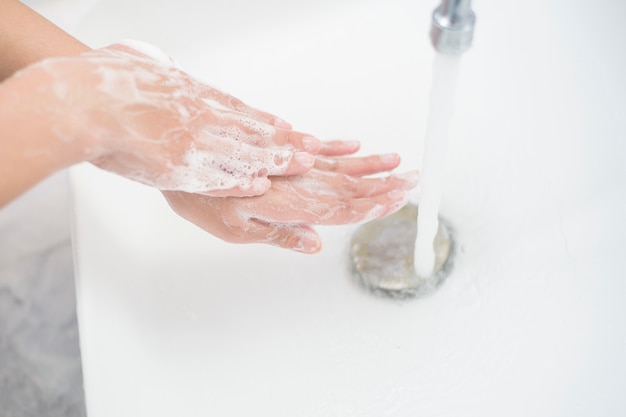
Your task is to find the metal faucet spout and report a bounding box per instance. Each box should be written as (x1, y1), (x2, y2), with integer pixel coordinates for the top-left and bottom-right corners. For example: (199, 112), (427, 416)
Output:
(430, 0), (475, 54)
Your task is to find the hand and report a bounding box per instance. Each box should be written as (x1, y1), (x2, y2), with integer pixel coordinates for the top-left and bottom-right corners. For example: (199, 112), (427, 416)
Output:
(12, 40), (321, 197)
(163, 143), (419, 253)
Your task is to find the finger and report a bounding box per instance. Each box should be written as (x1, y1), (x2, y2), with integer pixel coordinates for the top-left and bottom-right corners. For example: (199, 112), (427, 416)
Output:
(165, 191), (322, 253)
(270, 129), (322, 153)
(245, 222), (322, 254)
(319, 140), (360, 157)
(199, 177), (271, 197)
(197, 85), (293, 129)
(211, 145), (315, 177)
(284, 169), (419, 199)
(341, 171), (419, 197)
(325, 189), (411, 224)
(264, 150), (316, 176)
(186, 141), (314, 191)
(254, 188), (411, 225)
(200, 107), (321, 153)
(314, 153), (401, 176)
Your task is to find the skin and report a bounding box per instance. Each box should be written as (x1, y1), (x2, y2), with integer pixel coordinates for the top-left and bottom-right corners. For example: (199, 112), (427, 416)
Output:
(11, 43), (320, 196)
(164, 155), (418, 253)
(0, 0), (419, 253)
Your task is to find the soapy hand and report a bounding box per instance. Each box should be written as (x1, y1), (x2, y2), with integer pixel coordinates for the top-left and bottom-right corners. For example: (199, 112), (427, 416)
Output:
(163, 145), (419, 253)
(2, 32), (418, 253)
(11, 41), (320, 197)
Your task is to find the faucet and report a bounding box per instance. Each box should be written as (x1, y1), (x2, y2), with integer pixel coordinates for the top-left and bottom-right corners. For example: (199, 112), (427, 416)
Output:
(430, 0), (476, 54)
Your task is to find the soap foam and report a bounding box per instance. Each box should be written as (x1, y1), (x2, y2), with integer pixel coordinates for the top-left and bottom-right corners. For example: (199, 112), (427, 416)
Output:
(153, 137), (293, 194)
(117, 39), (177, 67)
(58, 41), (293, 194)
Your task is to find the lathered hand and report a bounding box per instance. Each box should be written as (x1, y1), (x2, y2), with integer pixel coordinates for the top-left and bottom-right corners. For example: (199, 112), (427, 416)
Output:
(10, 41), (320, 197)
(163, 146), (419, 253)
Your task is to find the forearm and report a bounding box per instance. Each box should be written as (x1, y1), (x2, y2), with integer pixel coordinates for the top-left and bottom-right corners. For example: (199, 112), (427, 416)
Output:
(0, 1), (91, 206)
(0, 0), (89, 80)
(0, 79), (83, 206)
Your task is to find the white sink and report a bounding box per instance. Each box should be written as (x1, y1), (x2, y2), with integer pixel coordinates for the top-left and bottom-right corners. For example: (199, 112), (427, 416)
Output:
(70, 0), (626, 415)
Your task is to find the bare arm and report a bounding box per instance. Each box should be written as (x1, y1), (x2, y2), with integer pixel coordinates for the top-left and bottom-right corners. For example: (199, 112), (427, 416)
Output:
(0, 0), (89, 81)
(0, 1), (90, 205)
(0, 74), (83, 205)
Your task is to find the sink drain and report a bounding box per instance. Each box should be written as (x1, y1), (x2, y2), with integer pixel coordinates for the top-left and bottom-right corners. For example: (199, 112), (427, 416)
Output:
(349, 203), (455, 298)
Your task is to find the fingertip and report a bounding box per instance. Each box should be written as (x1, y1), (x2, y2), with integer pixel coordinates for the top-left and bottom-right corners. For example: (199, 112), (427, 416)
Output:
(292, 228), (322, 254)
(379, 153), (402, 168)
(345, 140), (361, 153)
(387, 189), (409, 203)
(393, 170), (420, 190)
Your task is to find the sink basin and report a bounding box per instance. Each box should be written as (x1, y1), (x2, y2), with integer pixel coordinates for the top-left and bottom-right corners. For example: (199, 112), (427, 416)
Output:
(70, 0), (626, 415)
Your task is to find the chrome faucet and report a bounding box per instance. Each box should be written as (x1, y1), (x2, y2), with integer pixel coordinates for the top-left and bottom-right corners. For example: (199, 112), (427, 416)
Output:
(430, 0), (476, 54)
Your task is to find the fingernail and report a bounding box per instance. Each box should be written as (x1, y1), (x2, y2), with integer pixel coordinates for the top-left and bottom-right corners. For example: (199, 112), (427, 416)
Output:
(294, 152), (315, 167)
(274, 117), (292, 129)
(302, 136), (321, 153)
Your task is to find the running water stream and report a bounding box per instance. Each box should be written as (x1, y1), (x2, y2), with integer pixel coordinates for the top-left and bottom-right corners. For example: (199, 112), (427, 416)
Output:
(414, 53), (461, 278)
(348, 52), (460, 297)
(350, 2), (471, 296)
